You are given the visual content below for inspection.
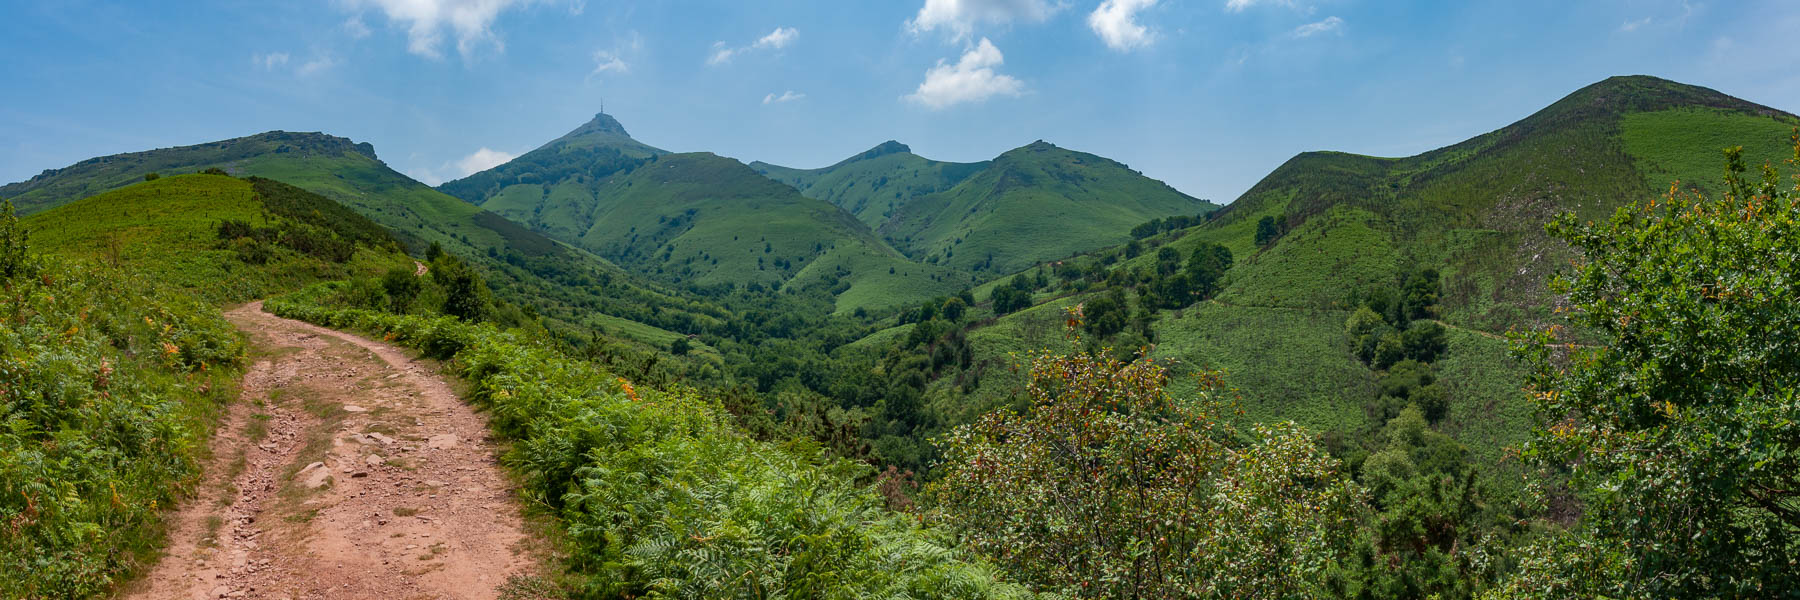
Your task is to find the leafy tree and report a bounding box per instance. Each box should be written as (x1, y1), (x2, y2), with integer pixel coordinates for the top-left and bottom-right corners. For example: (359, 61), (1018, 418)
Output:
(1255, 215), (1282, 247)
(932, 339), (1361, 598)
(143, 172), (160, 181)
(669, 337), (692, 356)
(1186, 242), (1234, 298)
(941, 296), (967, 322)
(1401, 269), (1442, 320)
(1498, 138), (1800, 597)
(1081, 287), (1129, 338)
(991, 285), (1032, 316)
(431, 254), (493, 322)
(380, 266), (421, 313)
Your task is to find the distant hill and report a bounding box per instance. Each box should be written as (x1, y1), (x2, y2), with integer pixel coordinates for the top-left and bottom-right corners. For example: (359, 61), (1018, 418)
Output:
(437, 113), (665, 239)
(877, 141), (1217, 274)
(2, 130), (724, 348)
(751, 141), (988, 229)
(442, 115), (975, 312)
(755, 140), (1219, 276)
(23, 173), (410, 302)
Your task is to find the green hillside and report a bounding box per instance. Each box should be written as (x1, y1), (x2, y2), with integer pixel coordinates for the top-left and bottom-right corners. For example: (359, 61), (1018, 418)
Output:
(751, 141), (988, 228)
(0, 131), (721, 352)
(841, 75), (1800, 484)
(878, 141), (1218, 274)
(441, 116), (976, 312)
(437, 112), (664, 237)
(1199, 75), (1799, 331)
(24, 173), (410, 302)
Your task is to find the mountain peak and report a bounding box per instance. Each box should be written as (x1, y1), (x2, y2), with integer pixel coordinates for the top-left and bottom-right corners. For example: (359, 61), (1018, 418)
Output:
(565, 112), (633, 140)
(860, 140), (912, 160)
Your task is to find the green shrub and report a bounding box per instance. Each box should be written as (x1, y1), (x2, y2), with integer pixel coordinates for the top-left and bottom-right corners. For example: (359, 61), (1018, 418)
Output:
(0, 258), (244, 598)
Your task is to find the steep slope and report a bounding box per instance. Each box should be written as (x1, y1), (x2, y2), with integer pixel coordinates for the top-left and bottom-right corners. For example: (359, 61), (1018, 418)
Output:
(1197, 74), (1800, 330)
(443, 116), (974, 311)
(577, 152), (974, 305)
(850, 75), (1800, 480)
(23, 173), (411, 302)
(879, 141), (1218, 274)
(3, 131), (723, 347)
(750, 141), (988, 228)
(437, 113), (664, 239)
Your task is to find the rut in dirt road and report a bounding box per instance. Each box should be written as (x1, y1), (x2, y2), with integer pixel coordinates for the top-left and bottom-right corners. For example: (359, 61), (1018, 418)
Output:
(128, 302), (536, 600)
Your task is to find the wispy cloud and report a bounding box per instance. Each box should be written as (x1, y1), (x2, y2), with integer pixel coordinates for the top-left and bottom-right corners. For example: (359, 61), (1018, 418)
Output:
(763, 90), (805, 104)
(1089, 0), (1159, 51)
(588, 32), (643, 81)
(253, 52), (291, 70)
(297, 56), (336, 76)
(908, 0), (1061, 40)
(906, 38), (1024, 109)
(1619, 16), (1653, 32)
(336, 0), (574, 60)
(1224, 0), (1298, 13)
(708, 27), (799, 66)
(1292, 16), (1343, 38)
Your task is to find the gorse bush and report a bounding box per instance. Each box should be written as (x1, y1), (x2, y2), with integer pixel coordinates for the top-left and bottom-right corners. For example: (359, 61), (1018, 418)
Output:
(930, 318), (1362, 599)
(0, 253), (243, 598)
(265, 290), (1040, 599)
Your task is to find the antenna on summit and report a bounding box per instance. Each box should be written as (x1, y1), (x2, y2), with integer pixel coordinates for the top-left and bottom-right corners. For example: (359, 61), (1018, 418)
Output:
(599, 98), (605, 115)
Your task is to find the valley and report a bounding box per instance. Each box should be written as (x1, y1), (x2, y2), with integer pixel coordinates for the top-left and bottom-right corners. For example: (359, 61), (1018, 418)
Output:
(5, 72), (1799, 599)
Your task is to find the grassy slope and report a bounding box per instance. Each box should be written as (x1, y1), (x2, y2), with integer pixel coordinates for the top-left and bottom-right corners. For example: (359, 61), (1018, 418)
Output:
(1, 131), (709, 351)
(562, 151), (971, 311)
(880, 141), (1218, 275)
(24, 174), (410, 303)
(751, 141), (989, 229)
(870, 75), (1799, 480)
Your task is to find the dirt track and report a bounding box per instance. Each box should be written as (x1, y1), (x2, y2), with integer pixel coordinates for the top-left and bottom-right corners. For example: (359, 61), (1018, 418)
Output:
(126, 302), (533, 600)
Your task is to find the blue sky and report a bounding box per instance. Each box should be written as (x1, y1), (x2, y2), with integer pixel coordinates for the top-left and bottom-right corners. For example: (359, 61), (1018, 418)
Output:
(3, 0), (1797, 202)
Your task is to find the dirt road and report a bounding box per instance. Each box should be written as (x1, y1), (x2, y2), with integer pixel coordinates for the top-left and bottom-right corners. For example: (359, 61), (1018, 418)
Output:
(127, 302), (534, 600)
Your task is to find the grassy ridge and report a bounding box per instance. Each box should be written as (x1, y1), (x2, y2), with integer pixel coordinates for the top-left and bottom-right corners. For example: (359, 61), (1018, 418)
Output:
(265, 288), (1039, 599)
(24, 174), (411, 303)
(752, 141), (989, 229)
(879, 141), (1217, 275)
(1, 257), (244, 597)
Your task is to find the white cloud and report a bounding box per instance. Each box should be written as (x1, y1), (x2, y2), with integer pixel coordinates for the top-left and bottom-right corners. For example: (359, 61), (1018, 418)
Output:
(254, 52), (290, 70)
(297, 56), (337, 76)
(756, 27), (798, 50)
(1619, 16), (1652, 32)
(337, 0), (560, 59)
(455, 147), (517, 176)
(410, 147), (519, 186)
(592, 50), (628, 74)
(707, 26), (799, 66)
(1224, 0), (1297, 13)
(908, 0), (1060, 39)
(1089, 0), (1158, 51)
(1292, 16), (1343, 37)
(905, 38), (1025, 109)
(343, 16), (371, 38)
(763, 90), (805, 104)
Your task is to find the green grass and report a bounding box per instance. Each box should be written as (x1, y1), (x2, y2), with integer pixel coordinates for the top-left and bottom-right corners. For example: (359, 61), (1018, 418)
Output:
(1216, 205), (1399, 310)
(878, 141), (1217, 275)
(752, 141), (989, 229)
(1622, 107), (1800, 195)
(24, 174), (411, 303)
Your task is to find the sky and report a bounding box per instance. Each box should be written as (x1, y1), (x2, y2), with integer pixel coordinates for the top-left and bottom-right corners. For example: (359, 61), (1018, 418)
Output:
(3, 0), (1797, 202)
